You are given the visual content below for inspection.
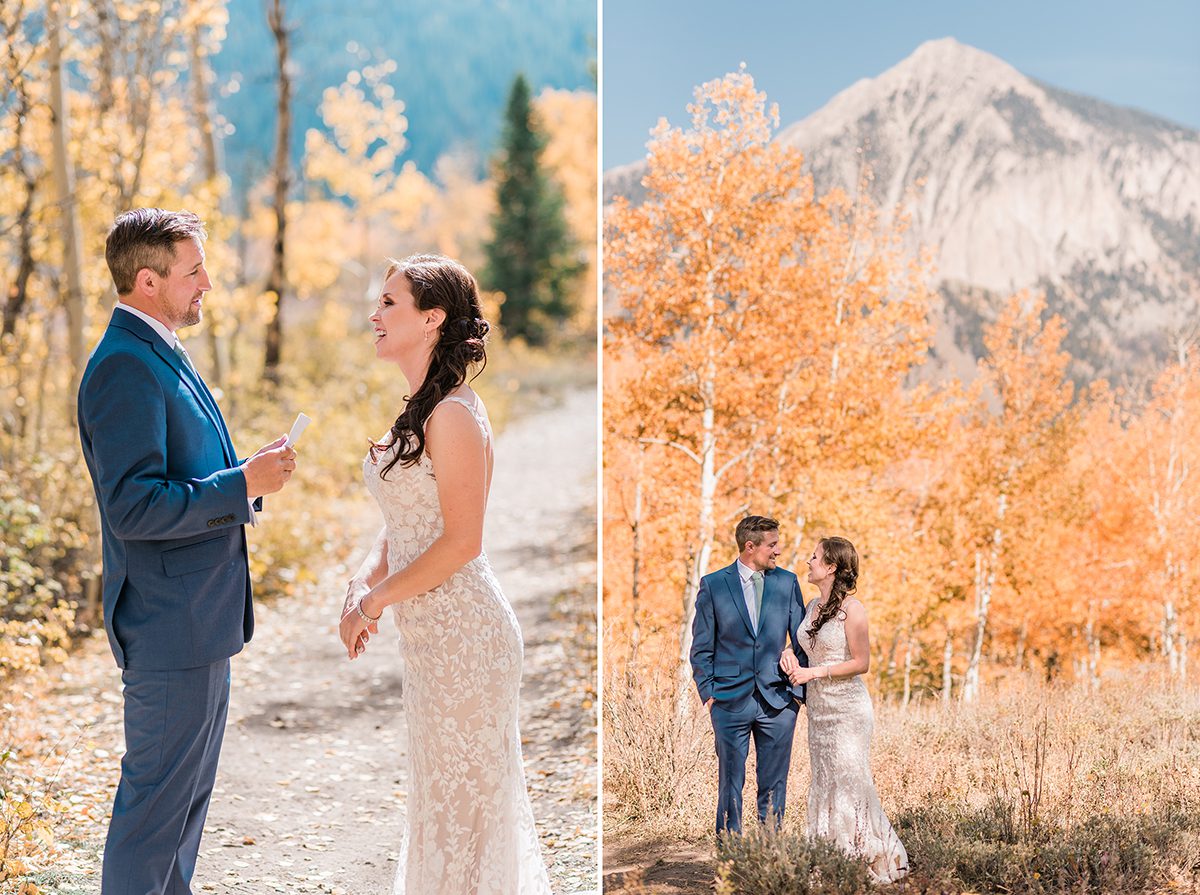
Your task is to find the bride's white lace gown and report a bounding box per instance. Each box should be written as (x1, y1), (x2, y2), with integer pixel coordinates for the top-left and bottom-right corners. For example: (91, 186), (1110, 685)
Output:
(799, 601), (908, 883)
(363, 396), (552, 894)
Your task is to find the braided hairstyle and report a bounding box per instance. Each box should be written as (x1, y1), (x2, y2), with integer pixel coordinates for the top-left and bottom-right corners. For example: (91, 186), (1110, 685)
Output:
(375, 254), (490, 479)
(807, 536), (859, 645)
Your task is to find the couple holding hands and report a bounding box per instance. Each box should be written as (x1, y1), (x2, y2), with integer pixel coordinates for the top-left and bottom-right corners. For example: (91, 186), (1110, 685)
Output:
(77, 208), (550, 894)
(690, 515), (909, 883)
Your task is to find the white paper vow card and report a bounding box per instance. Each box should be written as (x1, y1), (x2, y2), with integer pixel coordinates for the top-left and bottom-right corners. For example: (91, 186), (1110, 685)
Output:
(285, 412), (312, 448)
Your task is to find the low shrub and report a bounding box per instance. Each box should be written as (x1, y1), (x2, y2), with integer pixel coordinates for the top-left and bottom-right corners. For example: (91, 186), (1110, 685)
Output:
(898, 799), (1200, 894)
(0, 464), (84, 684)
(714, 822), (875, 895)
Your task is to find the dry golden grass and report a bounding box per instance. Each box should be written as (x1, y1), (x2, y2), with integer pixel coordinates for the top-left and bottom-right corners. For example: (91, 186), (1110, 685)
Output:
(604, 666), (1200, 893)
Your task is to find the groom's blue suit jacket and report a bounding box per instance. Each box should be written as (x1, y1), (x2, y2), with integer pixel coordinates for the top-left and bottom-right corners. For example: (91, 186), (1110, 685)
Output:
(690, 562), (806, 710)
(77, 308), (255, 670)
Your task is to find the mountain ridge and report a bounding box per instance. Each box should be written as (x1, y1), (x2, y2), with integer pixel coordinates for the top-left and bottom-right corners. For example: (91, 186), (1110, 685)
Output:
(605, 38), (1200, 383)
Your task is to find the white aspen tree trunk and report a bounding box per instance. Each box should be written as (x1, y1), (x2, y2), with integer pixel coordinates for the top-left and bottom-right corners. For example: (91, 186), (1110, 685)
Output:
(883, 631), (900, 679)
(188, 18), (226, 389)
(1147, 368), (1187, 679)
(628, 444), (644, 676)
(902, 628), (913, 708)
(677, 249), (721, 715)
(677, 365), (716, 716)
(1164, 598), (1179, 677)
(48, 0), (87, 401)
(1085, 601), (1100, 692)
(963, 490), (1007, 703)
(941, 632), (953, 704)
(264, 0), (291, 383)
(49, 2), (99, 618)
(962, 551), (986, 702)
(830, 281), (845, 384)
(2, 54), (35, 341)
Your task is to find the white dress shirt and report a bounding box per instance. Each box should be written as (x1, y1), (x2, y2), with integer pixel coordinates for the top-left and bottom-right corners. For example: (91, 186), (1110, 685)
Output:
(115, 301), (175, 347)
(736, 558), (761, 631)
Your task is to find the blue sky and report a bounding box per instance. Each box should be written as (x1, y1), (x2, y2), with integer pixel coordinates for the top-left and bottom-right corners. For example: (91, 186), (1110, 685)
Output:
(602, 0), (1200, 167)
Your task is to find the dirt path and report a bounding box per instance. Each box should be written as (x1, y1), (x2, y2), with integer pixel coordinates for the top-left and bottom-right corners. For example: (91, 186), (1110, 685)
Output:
(34, 387), (597, 895)
(602, 840), (714, 894)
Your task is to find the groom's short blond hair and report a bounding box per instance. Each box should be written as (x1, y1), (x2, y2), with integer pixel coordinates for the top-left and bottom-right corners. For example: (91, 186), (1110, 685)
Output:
(736, 515), (779, 551)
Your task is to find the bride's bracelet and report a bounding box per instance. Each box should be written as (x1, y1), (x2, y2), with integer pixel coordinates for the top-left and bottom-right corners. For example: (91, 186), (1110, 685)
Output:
(356, 600), (382, 623)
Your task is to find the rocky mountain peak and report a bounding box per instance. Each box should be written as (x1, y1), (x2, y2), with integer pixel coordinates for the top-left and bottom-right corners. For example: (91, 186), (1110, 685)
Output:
(606, 40), (1200, 384)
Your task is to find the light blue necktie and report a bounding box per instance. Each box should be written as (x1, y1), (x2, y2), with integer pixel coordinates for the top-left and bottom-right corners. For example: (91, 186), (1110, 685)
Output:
(173, 339), (196, 373)
(751, 571), (764, 631)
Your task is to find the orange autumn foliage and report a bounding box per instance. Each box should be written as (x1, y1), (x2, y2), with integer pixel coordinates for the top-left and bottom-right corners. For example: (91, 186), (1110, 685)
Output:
(605, 71), (941, 699)
(604, 70), (1200, 700)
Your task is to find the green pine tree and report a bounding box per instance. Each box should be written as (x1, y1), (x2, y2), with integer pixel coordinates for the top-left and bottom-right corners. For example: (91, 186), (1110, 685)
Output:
(483, 74), (581, 346)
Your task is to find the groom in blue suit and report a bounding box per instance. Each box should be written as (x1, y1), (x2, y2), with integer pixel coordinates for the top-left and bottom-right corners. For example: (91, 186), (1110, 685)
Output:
(691, 515), (807, 835)
(78, 209), (297, 894)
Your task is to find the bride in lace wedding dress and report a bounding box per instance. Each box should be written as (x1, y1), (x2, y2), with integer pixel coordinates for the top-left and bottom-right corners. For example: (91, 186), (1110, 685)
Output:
(338, 254), (552, 894)
(785, 536), (907, 884)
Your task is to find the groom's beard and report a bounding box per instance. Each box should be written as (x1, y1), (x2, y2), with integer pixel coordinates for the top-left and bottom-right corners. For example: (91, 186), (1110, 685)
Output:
(181, 297), (202, 328)
(176, 302), (202, 329)
(160, 298), (202, 330)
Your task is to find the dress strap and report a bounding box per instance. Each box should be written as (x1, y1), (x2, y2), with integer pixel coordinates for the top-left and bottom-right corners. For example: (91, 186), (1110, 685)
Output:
(437, 396), (491, 443)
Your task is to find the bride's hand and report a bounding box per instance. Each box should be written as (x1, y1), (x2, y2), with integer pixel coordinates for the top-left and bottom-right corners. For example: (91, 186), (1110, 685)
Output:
(340, 581), (380, 660)
(343, 577), (369, 615)
(339, 603), (369, 659)
(343, 579), (381, 635)
(788, 666), (824, 687)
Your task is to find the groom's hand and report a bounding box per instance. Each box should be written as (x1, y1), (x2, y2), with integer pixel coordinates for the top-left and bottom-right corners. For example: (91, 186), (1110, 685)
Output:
(780, 649), (801, 676)
(704, 697), (714, 712)
(242, 435), (297, 498)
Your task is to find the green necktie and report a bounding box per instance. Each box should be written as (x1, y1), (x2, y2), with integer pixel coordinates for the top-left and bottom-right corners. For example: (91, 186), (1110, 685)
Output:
(751, 571), (764, 631)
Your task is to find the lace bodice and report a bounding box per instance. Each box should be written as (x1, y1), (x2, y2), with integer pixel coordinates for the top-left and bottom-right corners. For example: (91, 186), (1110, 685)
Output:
(801, 601), (855, 665)
(364, 395), (491, 565)
(800, 600), (870, 703)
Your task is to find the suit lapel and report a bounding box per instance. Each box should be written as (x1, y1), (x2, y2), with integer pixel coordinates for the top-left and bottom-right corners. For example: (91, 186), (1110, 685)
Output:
(180, 357), (238, 465)
(205, 389), (239, 465)
(149, 338), (237, 466)
(723, 563), (756, 638)
(111, 312), (236, 466)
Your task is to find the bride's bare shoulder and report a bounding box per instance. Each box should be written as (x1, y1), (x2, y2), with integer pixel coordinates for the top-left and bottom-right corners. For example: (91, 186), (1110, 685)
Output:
(428, 390), (492, 446)
(842, 598), (867, 619)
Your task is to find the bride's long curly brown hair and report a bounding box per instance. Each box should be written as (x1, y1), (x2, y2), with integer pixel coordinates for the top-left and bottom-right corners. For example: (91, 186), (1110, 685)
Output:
(807, 536), (860, 645)
(374, 254), (490, 480)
